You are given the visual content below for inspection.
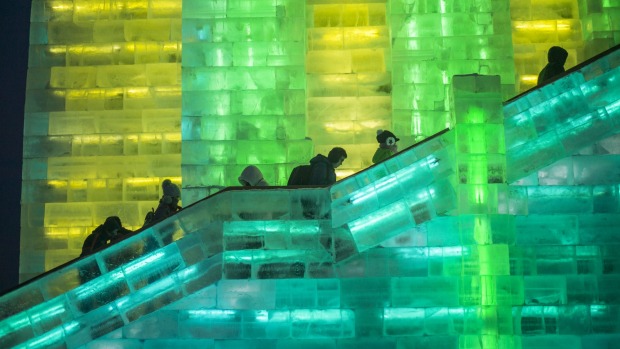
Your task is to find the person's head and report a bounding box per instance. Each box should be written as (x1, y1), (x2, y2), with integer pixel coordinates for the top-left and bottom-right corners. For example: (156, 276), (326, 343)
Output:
(376, 129), (400, 151)
(327, 147), (347, 168)
(102, 216), (122, 238)
(161, 179), (181, 206)
(238, 165), (268, 186)
(547, 46), (568, 66)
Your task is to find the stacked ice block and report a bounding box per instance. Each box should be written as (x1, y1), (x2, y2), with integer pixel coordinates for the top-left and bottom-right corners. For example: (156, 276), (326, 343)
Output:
(389, 0), (516, 140)
(510, 0), (583, 92)
(22, 0), (183, 280)
(578, 0), (620, 59)
(305, 2), (392, 171)
(181, 0), (313, 201)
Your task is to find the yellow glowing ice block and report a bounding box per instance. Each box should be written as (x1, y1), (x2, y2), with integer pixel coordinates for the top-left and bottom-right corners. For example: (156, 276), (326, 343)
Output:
(20, 0), (183, 281)
(306, 2), (392, 172)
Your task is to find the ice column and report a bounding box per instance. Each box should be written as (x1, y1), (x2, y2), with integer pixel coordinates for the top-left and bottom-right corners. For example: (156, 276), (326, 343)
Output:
(22, 0), (183, 281)
(451, 74), (518, 348)
(388, 0), (515, 141)
(181, 0), (312, 201)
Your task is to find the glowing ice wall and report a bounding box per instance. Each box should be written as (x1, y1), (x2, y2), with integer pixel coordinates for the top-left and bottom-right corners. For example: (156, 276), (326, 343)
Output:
(510, 0), (583, 92)
(181, 0), (312, 202)
(21, 0), (183, 281)
(578, 0), (620, 58)
(306, 1), (392, 172)
(388, 0), (516, 141)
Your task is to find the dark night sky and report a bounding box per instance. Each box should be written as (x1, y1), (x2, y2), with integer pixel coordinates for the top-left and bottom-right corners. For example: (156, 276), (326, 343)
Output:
(1, 3), (30, 293)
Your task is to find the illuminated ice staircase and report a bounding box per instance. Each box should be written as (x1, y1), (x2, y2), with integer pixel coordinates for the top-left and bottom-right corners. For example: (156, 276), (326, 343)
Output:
(2, 45), (620, 348)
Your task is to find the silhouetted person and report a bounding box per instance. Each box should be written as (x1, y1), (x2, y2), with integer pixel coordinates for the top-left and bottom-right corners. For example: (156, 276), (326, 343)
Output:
(80, 216), (132, 258)
(238, 165), (269, 186)
(537, 46), (568, 85)
(143, 179), (181, 229)
(372, 129), (400, 164)
(308, 147), (347, 185)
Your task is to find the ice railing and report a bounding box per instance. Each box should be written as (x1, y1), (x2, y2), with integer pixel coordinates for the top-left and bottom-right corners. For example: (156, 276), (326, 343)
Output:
(504, 44), (620, 183)
(0, 125), (458, 348)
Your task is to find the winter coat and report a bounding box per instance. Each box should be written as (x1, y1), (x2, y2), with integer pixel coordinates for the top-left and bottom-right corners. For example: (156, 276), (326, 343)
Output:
(372, 147), (396, 164)
(537, 46), (568, 85)
(308, 154), (337, 185)
(238, 165), (269, 186)
(80, 222), (132, 257)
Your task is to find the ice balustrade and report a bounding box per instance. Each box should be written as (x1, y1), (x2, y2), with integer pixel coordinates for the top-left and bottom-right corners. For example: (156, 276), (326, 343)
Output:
(0, 123), (461, 348)
(504, 44), (620, 183)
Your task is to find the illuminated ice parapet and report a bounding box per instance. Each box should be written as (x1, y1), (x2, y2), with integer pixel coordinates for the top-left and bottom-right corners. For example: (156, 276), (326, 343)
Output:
(504, 45), (620, 183)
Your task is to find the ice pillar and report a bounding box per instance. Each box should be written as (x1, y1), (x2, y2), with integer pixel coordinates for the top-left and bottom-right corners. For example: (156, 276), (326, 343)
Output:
(452, 74), (519, 348)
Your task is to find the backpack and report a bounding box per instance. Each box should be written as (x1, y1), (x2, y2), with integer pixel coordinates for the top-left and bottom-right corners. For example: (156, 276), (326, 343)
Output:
(287, 165), (313, 185)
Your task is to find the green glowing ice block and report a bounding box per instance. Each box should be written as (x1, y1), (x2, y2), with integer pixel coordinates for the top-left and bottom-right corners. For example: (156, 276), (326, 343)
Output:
(389, 0), (515, 140)
(181, 1), (312, 197)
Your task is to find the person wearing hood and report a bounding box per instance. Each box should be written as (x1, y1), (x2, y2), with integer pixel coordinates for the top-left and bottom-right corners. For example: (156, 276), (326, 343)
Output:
(308, 147), (347, 185)
(238, 165), (269, 186)
(80, 216), (132, 257)
(372, 129), (400, 164)
(537, 46), (569, 85)
(143, 179), (182, 230)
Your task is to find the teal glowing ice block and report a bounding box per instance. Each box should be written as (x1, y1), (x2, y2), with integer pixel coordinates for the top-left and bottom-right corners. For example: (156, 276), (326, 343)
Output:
(503, 46), (620, 183)
(181, 1), (312, 198)
(389, 0), (515, 141)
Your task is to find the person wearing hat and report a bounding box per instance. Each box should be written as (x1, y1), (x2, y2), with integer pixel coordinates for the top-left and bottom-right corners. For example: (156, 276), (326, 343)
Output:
(143, 179), (182, 229)
(372, 129), (400, 164)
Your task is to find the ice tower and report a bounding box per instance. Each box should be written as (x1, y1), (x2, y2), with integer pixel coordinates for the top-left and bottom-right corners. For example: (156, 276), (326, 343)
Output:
(3, 45), (620, 348)
(12, 0), (620, 346)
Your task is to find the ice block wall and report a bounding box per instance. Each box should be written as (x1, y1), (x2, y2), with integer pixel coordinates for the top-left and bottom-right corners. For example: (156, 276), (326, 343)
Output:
(181, 0), (313, 202)
(578, 0), (620, 59)
(21, 0), (183, 281)
(510, 0), (583, 92)
(306, 2), (392, 172)
(388, 0), (516, 141)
